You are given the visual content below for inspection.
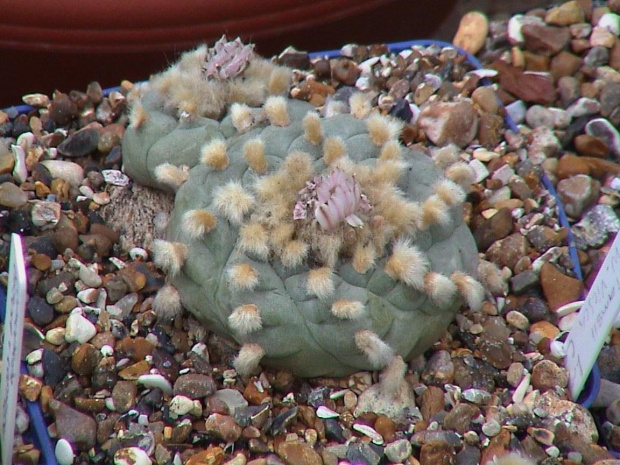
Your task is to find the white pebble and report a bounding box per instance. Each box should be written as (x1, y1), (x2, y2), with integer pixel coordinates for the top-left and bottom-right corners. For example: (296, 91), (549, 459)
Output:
(545, 446), (561, 458)
(26, 348), (44, 365)
(316, 405), (340, 419)
(79, 185), (95, 199)
(559, 312), (579, 332)
(102, 169), (131, 187)
(93, 191), (110, 205)
(65, 310), (97, 343)
(481, 420), (502, 437)
(352, 423), (384, 445)
(129, 247), (149, 261)
(31, 200), (61, 230)
(512, 373), (531, 404)
(598, 12), (620, 35)
(549, 108), (571, 129)
(508, 14), (524, 44)
(78, 264), (102, 288)
(46, 327), (67, 345)
(11, 144), (28, 184)
(550, 340), (566, 358)
(473, 148), (499, 162)
(55, 438), (75, 465)
(15, 404), (29, 433)
(487, 186), (512, 206)
(137, 374), (173, 395)
(554, 300), (584, 318)
(77, 288), (99, 304)
(169, 395), (195, 417)
(505, 100), (527, 124)
(462, 388), (491, 405)
(113, 447), (152, 465)
(469, 159), (489, 183)
(40, 160), (85, 186)
(17, 132), (36, 149)
(506, 310), (529, 331)
(101, 345), (114, 356)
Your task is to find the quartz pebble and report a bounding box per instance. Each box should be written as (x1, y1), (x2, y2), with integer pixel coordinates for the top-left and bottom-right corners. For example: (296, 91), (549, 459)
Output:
(55, 438), (75, 465)
(114, 447), (152, 465)
(65, 310), (97, 343)
(40, 160), (85, 186)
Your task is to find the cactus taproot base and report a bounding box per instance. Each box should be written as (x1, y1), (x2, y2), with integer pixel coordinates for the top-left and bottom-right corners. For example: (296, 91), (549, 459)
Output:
(122, 39), (484, 379)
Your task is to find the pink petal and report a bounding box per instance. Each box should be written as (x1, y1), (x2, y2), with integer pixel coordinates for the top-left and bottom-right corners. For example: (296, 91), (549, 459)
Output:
(346, 214), (364, 228)
(315, 203), (335, 230)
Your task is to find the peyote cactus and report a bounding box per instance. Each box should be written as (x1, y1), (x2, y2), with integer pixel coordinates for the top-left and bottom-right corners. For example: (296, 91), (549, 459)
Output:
(122, 38), (484, 382)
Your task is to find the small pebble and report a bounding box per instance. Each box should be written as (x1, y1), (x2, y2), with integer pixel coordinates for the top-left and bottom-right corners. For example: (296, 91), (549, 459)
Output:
(114, 447), (153, 465)
(55, 438), (75, 465)
(65, 310), (97, 343)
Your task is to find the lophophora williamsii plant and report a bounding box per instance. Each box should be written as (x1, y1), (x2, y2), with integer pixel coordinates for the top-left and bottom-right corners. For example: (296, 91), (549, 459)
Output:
(122, 37), (487, 395)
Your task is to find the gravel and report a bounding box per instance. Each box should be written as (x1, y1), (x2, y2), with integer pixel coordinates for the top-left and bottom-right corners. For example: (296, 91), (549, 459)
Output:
(2, 1), (620, 464)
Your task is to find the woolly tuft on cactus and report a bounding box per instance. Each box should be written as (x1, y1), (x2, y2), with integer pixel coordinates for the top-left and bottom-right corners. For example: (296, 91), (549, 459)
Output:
(122, 38), (484, 379)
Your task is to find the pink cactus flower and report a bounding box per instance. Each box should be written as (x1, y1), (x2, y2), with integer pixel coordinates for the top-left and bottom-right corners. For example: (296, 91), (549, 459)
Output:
(294, 169), (370, 230)
(203, 36), (254, 80)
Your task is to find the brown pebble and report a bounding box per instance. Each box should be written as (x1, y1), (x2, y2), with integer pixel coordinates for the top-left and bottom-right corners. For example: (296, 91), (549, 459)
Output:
(204, 413), (243, 443)
(79, 233), (113, 257)
(118, 360), (151, 380)
(486, 233), (530, 271)
(550, 51), (583, 80)
(19, 374), (43, 402)
(49, 92), (79, 125)
(419, 441), (455, 465)
(471, 86), (500, 114)
(532, 359), (569, 390)
(275, 440), (323, 465)
(118, 336), (155, 362)
(540, 263), (583, 311)
(422, 100), (479, 148)
(173, 373), (217, 399)
(419, 386), (445, 421)
(118, 265), (147, 293)
(331, 59), (360, 86)
(185, 446), (225, 465)
(31, 252), (52, 271)
(0, 152), (15, 175)
(522, 22), (571, 56)
(49, 399), (97, 450)
(74, 397), (106, 413)
(478, 113), (504, 148)
(243, 378), (271, 405)
(574, 134), (610, 158)
(545, 0), (585, 25)
(494, 60), (556, 104)
(71, 343), (102, 376)
(374, 415), (396, 442)
(530, 320), (561, 341)
(112, 380), (138, 413)
(557, 174), (600, 218)
(453, 11), (489, 54)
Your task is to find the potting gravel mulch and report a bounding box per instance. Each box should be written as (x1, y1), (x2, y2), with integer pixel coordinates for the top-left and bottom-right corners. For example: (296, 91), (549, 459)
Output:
(3, 0), (620, 464)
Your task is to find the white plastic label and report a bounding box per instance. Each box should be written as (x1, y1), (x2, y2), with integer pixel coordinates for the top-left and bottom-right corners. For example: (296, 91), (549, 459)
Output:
(0, 234), (27, 465)
(565, 231), (620, 400)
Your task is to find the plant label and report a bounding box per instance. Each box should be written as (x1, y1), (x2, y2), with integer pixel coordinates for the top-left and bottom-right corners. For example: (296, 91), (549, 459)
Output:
(0, 234), (28, 465)
(565, 231), (620, 400)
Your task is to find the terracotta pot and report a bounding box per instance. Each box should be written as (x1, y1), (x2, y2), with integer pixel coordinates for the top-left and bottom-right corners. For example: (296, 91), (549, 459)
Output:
(0, 0), (458, 107)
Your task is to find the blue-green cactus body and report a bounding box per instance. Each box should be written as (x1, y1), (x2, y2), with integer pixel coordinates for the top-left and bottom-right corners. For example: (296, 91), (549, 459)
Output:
(122, 45), (482, 378)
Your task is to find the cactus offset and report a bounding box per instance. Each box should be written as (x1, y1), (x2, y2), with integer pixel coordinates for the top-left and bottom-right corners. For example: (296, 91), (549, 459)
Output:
(122, 39), (483, 379)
